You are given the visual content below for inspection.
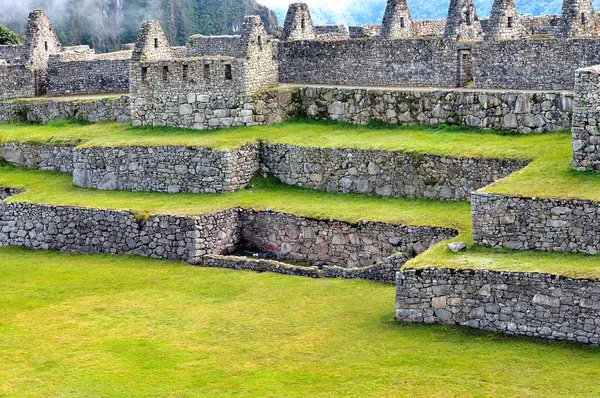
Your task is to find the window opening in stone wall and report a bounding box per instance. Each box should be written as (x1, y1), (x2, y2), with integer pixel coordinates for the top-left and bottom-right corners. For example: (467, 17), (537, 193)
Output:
(182, 64), (189, 81)
(582, 13), (587, 25)
(400, 17), (405, 28)
(44, 41), (48, 51)
(465, 11), (472, 26)
(204, 64), (210, 79)
(154, 38), (159, 48)
(141, 66), (148, 83)
(507, 17), (513, 28)
(301, 18), (306, 31)
(162, 66), (169, 81)
(225, 64), (232, 80)
(258, 35), (263, 51)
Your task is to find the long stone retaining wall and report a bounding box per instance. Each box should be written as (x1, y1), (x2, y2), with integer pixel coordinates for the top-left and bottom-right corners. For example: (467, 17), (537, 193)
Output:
(261, 144), (528, 201)
(292, 87), (574, 134)
(1, 142), (528, 200)
(0, 202), (240, 264)
(396, 267), (600, 345)
(472, 192), (600, 255)
(0, 95), (131, 124)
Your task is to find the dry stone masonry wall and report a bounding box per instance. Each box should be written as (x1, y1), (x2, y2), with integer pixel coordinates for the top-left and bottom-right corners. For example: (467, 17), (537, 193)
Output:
(572, 65), (600, 171)
(472, 192), (600, 255)
(72, 144), (260, 194)
(239, 211), (457, 268)
(261, 144), (528, 201)
(397, 267), (600, 344)
(292, 87), (573, 133)
(0, 95), (131, 124)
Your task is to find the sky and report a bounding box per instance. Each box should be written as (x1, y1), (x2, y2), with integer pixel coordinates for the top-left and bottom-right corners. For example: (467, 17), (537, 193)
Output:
(258, 0), (355, 10)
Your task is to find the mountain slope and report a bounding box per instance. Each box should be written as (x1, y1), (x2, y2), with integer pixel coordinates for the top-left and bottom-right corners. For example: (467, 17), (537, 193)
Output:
(0, 0), (278, 53)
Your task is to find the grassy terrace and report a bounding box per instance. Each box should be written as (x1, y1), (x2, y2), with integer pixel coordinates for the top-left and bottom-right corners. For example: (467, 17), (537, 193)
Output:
(1, 247), (600, 397)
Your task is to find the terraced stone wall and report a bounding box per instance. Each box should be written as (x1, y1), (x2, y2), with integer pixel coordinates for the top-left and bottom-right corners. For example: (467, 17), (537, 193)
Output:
(472, 39), (600, 90)
(0, 202), (240, 264)
(261, 144), (528, 201)
(292, 87), (573, 133)
(397, 267), (600, 345)
(1, 143), (74, 173)
(472, 192), (600, 254)
(72, 144), (260, 194)
(239, 211), (457, 268)
(0, 95), (131, 124)
(277, 38), (460, 87)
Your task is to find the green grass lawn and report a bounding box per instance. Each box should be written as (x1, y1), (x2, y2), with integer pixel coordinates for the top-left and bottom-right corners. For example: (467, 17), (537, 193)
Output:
(1, 246), (599, 397)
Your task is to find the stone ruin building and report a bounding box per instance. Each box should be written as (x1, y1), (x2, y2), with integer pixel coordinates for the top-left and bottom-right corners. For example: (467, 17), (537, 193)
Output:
(3, 0), (600, 116)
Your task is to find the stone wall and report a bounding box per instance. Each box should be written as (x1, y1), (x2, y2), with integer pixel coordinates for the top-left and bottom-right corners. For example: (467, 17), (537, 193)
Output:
(292, 86), (573, 133)
(322, 252), (411, 282)
(348, 25), (382, 38)
(412, 20), (446, 37)
(0, 65), (36, 100)
(186, 35), (241, 57)
(396, 267), (600, 345)
(261, 144), (528, 201)
(277, 38), (460, 88)
(0, 95), (131, 124)
(203, 254), (321, 278)
(46, 51), (131, 96)
(572, 65), (600, 171)
(1, 143), (74, 173)
(314, 25), (349, 40)
(72, 144), (260, 194)
(473, 39), (600, 90)
(472, 192), (600, 254)
(0, 202), (241, 264)
(240, 210), (457, 268)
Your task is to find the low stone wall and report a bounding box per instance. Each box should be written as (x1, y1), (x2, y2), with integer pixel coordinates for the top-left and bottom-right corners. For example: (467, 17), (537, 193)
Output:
(0, 188), (20, 200)
(0, 202), (240, 264)
(1, 143), (74, 173)
(322, 252), (411, 283)
(396, 267), (600, 345)
(472, 192), (600, 254)
(203, 254), (321, 278)
(261, 144), (528, 201)
(293, 87), (573, 133)
(240, 211), (457, 268)
(0, 95), (131, 124)
(72, 144), (260, 194)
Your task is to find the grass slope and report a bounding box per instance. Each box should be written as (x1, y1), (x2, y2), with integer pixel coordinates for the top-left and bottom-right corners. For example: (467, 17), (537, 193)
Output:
(1, 247), (599, 397)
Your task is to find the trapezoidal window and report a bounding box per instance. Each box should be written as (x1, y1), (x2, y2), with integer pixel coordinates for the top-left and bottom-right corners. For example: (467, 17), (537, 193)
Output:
(182, 64), (189, 81)
(154, 38), (159, 48)
(301, 17), (306, 31)
(507, 16), (513, 28)
(141, 66), (148, 83)
(162, 66), (169, 81)
(400, 17), (405, 28)
(204, 64), (210, 79)
(258, 35), (263, 51)
(465, 11), (472, 26)
(44, 41), (48, 51)
(225, 64), (233, 80)
(582, 13), (587, 25)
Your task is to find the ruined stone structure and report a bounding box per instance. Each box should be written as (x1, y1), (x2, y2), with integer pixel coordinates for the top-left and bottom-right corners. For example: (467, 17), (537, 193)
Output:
(572, 65), (600, 171)
(129, 16), (279, 129)
(280, 3), (317, 41)
(556, 0), (597, 38)
(0, 10), (60, 99)
(444, 0), (484, 42)
(380, 0), (413, 40)
(486, 0), (523, 40)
